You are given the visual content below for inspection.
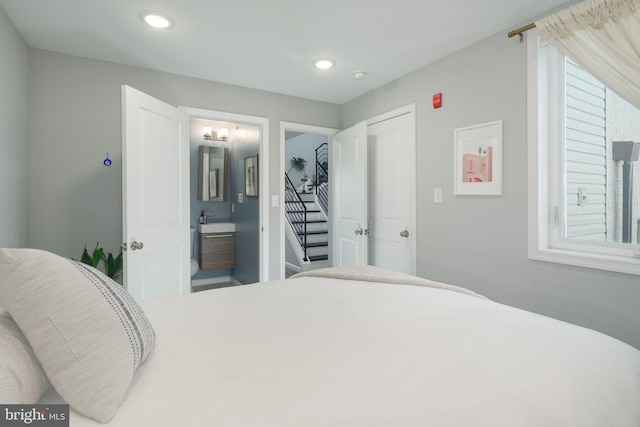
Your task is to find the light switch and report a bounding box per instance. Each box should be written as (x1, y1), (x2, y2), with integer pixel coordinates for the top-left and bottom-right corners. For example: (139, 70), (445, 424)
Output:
(434, 188), (443, 204)
(272, 195), (280, 207)
(238, 193), (244, 203)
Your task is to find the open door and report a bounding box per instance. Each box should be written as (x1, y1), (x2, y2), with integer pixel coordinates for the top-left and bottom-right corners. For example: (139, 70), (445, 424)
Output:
(330, 121), (368, 267)
(122, 85), (190, 300)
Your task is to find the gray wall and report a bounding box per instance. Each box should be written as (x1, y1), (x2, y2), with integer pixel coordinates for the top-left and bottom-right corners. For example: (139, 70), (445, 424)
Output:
(230, 134), (260, 284)
(28, 49), (340, 275)
(341, 30), (640, 349)
(0, 7), (29, 248)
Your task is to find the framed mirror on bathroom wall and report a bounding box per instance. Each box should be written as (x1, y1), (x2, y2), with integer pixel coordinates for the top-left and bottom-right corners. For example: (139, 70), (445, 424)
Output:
(198, 146), (229, 201)
(245, 154), (259, 197)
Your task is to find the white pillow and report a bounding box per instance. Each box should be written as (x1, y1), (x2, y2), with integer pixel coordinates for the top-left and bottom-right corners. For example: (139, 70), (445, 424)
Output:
(0, 308), (51, 403)
(0, 248), (156, 423)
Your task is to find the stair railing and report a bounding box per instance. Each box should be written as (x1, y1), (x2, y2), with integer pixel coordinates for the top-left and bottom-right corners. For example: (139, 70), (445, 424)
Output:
(285, 173), (309, 261)
(315, 143), (329, 214)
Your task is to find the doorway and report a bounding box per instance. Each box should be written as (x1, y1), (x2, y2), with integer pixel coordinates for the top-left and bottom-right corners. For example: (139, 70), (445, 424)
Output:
(122, 87), (269, 300)
(189, 118), (261, 287)
(280, 122), (337, 279)
(183, 107), (270, 283)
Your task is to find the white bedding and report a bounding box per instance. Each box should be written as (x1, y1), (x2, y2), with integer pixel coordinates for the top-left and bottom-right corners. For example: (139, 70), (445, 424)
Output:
(40, 274), (640, 426)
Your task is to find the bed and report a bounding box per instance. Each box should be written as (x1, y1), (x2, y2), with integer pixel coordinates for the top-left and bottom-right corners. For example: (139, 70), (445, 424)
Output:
(1, 248), (640, 426)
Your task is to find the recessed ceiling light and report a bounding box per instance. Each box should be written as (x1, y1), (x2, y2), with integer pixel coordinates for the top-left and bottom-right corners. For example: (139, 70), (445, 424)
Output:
(314, 59), (335, 70)
(143, 13), (172, 29)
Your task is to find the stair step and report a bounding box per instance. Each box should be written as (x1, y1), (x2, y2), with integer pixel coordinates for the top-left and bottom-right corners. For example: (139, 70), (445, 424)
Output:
(285, 201), (317, 208)
(305, 245), (328, 258)
(295, 232), (327, 245)
(298, 230), (328, 235)
(287, 210), (321, 214)
(303, 242), (328, 248)
(291, 220), (326, 224)
(308, 255), (329, 262)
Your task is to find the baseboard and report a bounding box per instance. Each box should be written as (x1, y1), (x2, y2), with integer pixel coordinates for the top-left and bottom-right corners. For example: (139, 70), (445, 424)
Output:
(228, 278), (243, 286)
(285, 262), (302, 274)
(191, 275), (231, 288)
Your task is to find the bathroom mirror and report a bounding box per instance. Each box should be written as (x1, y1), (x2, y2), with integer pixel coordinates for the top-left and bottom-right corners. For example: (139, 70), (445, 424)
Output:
(198, 146), (228, 201)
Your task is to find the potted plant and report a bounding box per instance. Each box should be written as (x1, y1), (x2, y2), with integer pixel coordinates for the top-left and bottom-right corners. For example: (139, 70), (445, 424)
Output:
(288, 157), (311, 193)
(288, 157), (307, 177)
(80, 243), (123, 281)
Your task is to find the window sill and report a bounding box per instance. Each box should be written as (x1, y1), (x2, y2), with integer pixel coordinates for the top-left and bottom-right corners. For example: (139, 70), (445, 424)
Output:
(528, 247), (640, 276)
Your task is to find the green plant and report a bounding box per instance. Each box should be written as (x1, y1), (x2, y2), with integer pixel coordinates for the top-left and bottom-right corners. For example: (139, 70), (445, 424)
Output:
(287, 157), (307, 176)
(80, 243), (123, 280)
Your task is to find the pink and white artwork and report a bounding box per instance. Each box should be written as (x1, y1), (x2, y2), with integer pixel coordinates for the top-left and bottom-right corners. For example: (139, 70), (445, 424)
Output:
(454, 120), (503, 195)
(462, 144), (493, 183)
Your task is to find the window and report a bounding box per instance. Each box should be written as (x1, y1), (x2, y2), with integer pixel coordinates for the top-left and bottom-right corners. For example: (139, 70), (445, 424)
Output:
(528, 32), (640, 275)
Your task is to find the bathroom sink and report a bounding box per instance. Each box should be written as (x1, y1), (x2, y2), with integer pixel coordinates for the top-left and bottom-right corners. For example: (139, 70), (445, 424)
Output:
(198, 222), (235, 233)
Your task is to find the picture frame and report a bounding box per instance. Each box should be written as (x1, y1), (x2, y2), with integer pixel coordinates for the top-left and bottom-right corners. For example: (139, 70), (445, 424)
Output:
(453, 120), (503, 196)
(244, 154), (259, 197)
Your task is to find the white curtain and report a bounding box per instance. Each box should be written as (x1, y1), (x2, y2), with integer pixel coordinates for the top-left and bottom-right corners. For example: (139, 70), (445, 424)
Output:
(536, 0), (640, 109)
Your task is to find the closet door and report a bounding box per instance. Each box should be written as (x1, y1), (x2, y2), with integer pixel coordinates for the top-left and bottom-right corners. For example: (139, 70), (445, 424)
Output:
(122, 85), (190, 300)
(367, 110), (416, 275)
(330, 121), (368, 267)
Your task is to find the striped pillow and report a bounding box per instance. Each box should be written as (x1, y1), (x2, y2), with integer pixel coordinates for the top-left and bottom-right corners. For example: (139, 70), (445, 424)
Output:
(0, 248), (156, 423)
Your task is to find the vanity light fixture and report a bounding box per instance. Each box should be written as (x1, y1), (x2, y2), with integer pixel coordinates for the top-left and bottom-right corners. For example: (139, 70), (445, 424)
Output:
(143, 13), (172, 29)
(218, 128), (229, 141)
(203, 126), (216, 141)
(314, 59), (335, 70)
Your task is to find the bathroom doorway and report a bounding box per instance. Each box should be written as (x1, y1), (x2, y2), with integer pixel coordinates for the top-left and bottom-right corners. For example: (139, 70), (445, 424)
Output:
(185, 107), (269, 286)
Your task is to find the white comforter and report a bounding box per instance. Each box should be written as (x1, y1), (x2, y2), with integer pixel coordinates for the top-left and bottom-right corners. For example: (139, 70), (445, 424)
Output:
(41, 273), (640, 426)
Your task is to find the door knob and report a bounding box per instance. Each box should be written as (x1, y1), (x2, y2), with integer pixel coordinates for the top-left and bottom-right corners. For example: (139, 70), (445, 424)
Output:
(355, 228), (363, 235)
(400, 230), (410, 238)
(130, 241), (144, 250)
(120, 242), (128, 251)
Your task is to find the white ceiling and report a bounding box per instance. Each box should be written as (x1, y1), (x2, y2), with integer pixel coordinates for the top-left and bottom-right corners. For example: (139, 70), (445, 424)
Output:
(0, 0), (571, 104)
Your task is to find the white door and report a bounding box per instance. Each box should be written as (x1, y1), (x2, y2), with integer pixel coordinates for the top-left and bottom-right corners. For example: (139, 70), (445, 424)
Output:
(367, 111), (416, 275)
(330, 121), (368, 266)
(122, 85), (190, 300)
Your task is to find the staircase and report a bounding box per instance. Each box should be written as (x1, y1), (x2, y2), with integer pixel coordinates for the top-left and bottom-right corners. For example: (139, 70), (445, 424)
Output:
(285, 174), (329, 271)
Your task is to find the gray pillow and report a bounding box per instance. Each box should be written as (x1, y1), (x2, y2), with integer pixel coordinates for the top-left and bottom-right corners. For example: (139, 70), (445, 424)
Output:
(0, 308), (51, 403)
(0, 248), (156, 423)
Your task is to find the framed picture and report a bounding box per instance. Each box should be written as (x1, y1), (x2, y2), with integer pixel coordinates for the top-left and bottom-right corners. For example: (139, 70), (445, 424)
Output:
(245, 154), (259, 197)
(453, 120), (503, 196)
